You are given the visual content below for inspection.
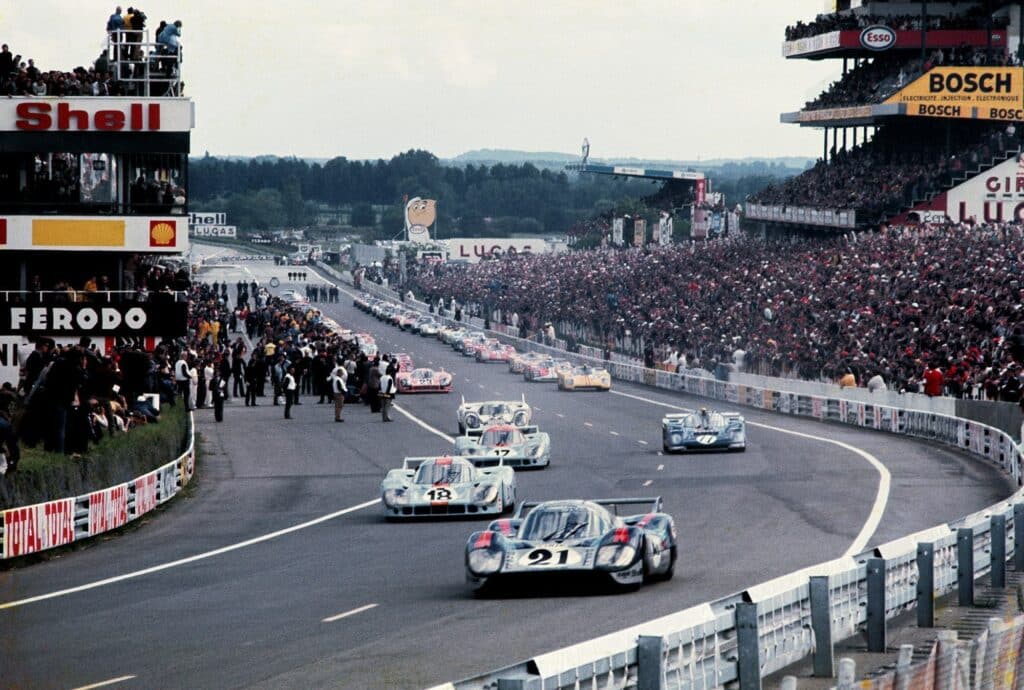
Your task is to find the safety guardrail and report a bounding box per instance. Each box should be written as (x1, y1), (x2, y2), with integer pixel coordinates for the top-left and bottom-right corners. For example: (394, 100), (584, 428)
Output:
(336, 276), (1024, 690)
(0, 412), (195, 560)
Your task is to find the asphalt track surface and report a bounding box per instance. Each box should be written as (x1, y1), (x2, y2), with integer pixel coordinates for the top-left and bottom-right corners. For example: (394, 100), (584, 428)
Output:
(0, 247), (1015, 690)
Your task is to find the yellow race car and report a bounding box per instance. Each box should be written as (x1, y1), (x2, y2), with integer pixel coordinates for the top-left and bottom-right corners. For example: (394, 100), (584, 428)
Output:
(556, 364), (612, 391)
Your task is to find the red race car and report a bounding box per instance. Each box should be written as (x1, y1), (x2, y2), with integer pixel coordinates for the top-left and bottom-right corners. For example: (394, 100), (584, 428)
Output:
(397, 368), (453, 393)
(475, 342), (516, 363)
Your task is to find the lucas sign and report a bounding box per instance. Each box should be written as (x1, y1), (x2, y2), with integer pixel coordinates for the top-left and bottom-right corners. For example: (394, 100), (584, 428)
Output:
(0, 303), (188, 336)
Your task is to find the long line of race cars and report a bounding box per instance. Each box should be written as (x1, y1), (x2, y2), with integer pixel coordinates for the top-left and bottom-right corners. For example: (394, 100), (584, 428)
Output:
(350, 292), (747, 593)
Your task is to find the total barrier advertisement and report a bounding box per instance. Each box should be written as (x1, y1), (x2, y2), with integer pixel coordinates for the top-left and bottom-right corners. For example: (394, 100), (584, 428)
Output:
(885, 66), (1024, 121)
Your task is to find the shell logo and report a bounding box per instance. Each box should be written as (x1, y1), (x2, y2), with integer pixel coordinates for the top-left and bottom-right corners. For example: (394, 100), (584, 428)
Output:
(149, 220), (176, 247)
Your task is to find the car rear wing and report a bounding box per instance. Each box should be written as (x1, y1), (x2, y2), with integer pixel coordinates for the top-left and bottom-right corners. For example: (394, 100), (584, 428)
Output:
(663, 413), (690, 421)
(515, 496), (663, 518)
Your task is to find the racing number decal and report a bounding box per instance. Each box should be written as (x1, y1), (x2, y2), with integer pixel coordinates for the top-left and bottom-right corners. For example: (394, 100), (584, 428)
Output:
(519, 547), (583, 567)
(426, 487), (453, 501)
(491, 449), (511, 456)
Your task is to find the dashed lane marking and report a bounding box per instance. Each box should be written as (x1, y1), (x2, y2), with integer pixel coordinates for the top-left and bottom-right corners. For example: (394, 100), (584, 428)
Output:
(555, 413), (565, 418)
(609, 431), (620, 436)
(323, 603), (378, 623)
(657, 464), (664, 471)
(605, 387), (891, 558)
(392, 402), (455, 444)
(642, 480), (653, 487)
(638, 440), (649, 445)
(69, 676), (137, 690)
(584, 422), (593, 428)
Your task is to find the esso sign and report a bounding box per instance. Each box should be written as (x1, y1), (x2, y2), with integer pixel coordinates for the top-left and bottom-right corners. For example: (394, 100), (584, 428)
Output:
(860, 25), (896, 51)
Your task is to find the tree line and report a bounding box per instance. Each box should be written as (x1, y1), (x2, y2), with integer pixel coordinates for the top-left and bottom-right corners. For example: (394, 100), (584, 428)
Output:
(188, 149), (791, 236)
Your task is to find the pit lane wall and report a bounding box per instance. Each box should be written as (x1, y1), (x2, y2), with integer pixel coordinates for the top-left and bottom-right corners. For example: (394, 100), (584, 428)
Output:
(333, 274), (1024, 690)
(0, 412), (195, 559)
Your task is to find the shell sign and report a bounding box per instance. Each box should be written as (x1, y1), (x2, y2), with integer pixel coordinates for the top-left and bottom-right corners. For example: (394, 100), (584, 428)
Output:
(149, 220), (176, 247)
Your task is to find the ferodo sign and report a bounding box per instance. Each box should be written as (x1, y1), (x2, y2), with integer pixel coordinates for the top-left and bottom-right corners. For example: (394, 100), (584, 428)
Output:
(445, 238), (554, 263)
(0, 303), (188, 336)
(886, 67), (1024, 120)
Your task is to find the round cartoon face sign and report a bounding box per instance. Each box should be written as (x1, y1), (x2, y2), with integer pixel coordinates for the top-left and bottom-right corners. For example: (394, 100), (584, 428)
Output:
(405, 197), (437, 229)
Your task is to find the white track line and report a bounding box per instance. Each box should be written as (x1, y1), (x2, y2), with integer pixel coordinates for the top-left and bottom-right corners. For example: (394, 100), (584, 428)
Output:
(609, 431), (620, 436)
(612, 389), (890, 557)
(392, 403), (455, 444)
(638, 440), (649, 445)
(0, 499), (381, 611)
(584, 422), (593, 428)
(643, 480), (653, 487)
(70, 676), (137, 690)
(657, 464), (664, 471)
(322, 603), (378, 623)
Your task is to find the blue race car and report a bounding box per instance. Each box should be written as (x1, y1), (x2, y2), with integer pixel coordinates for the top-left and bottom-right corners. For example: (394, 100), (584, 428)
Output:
(662, 408), (746, 453)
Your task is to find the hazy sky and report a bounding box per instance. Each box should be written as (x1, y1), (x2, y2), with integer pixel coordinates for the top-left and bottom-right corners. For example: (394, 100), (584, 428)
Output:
(4, 1), (840, 161)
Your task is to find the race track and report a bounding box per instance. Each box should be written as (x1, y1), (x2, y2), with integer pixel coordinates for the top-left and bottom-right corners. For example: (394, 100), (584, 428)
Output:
(0, 247), (1014, 690)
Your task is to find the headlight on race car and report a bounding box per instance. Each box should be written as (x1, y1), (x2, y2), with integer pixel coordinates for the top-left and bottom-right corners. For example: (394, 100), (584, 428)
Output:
(398, 377), (409, 386)
(671, 433), (682, 444)
(466, 414), (480, 429)
(595, 544), (637, 569)
(513, 411), (528, 427)
(473, 484), (499, 503)
(383, 489), (408, 507)
(468, 548), (503, 575)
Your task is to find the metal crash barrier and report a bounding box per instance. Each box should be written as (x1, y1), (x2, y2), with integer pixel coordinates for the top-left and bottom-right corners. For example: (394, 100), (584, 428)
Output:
(0, 413), (195, 560)
(330, 274), (1024, 690)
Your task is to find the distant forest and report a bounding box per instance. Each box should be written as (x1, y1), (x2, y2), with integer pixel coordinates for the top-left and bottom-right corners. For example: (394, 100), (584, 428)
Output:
(188, 149), (798, 236)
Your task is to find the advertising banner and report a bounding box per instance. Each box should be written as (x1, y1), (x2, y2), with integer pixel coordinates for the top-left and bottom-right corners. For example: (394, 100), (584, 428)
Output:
(190, 225), (237, 238)
(0, 216), (187, 253)
(188, 212), (227, 226)
(0, 98), (194, 132)
(885, 67), (1024, 121)
(0, 302), (188, 337)
(134, 471), (159, 518)
(88, 484), (129, 536)
(658, 214), (673, 246)
(612, 218), (624, 246)
(633, 219), (646, 246)
(445, 238), (551, 263)
(2, 498), (76, 558)
(405, 197), (437, 245)
(784, 29), (1007, 59)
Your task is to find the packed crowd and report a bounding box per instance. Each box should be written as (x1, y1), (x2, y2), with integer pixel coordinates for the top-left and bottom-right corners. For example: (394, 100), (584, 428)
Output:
(785, 9), (1007, 41)
(750, 124), (1021, 222)
(804, 45), (1016, 112)
(409, 223), (1024, 401)
(0, 8), (183, 97)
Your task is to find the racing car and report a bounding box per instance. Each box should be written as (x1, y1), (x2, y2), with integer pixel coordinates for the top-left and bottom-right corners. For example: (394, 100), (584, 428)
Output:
(454, 332), (487, 353)
(381, 456), (516, 519)
(524, 357), (574, 382)
(662, 408), (746, 453)
(439, 326), (468, 345)
(391, 352), (415, 373)
(396, 367), (453, 393)
(464, 497), (676, 592)
(508, 351), (545, 374)
(556, 364), (612, 391)
(454, 424), (550, 469)
(457, 396), (532, 434)
(462, 336), (496, 358)
(475, 342), (516, 363)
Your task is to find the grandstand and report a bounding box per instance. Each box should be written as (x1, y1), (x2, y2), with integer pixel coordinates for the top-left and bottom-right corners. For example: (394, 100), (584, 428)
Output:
(747, 0), (1024, 233)
(0, 26), (194, 384)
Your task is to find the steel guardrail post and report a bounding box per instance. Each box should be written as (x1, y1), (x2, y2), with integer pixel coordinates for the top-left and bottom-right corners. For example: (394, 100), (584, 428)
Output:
(637, 635), (666, 690)
(917, 542), (935, 628)
(736, 602), (762, 690)
(1015, 503), (1024, 571)
(809, 575), (834, 677)
(866, 557), (886, 652)
(958, 528), (975, 606)
(992, 514), (1007, 589)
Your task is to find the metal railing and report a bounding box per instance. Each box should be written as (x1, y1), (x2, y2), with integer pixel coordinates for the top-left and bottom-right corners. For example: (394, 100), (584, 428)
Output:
(331, 272), (1024, 690)
(0, 290), (189, 303)
(106, 28), (183, 97)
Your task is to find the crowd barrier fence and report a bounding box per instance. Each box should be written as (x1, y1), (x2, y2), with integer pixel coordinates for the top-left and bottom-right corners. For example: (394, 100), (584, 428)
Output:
(0, 412), (196, 560)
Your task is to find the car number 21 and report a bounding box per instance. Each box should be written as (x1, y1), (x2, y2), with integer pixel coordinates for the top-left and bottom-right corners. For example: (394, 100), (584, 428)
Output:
(519, 547), (583, 567)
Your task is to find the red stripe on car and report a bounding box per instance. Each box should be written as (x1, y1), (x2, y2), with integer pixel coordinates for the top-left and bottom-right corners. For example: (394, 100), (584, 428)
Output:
(474, 531), (494, 548)
(613, 527), (631, 544)
(638, 513), (655, 527)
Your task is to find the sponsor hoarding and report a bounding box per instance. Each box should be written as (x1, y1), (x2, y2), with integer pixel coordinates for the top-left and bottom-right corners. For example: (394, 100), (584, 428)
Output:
(612, 218), (624, 246)
(0, 98), (194, 132)
(189, 212), (227, 226)
(0, 302), (188, 337)
(783, 29), (1006, 58)
(445, 238), (552, 263)
(633, 219), (646, 246)
(190, 225), (237, 238)
(859, 25), (896, 51)
(885, 67), (1024, 121)
(0, 216), (186, 252)
(88, 484), (129, 536)
(405, 197), (437, 245)
(2, 498), (76, 558)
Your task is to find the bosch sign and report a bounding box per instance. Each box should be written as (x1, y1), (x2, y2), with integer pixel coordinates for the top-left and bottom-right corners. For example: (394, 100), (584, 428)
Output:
(929, 71), (1013, 93)
(859, 25), (896, 51)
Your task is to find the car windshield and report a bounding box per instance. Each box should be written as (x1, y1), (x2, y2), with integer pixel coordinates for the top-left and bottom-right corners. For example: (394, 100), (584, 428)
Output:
(519, 504), (607, 541)
(683, 412), (726, 430)
(481, 428), (523, 446)
(415, 460), (473, 484)
(413, 369), (434, 380)
(479, 403), (510, 417)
